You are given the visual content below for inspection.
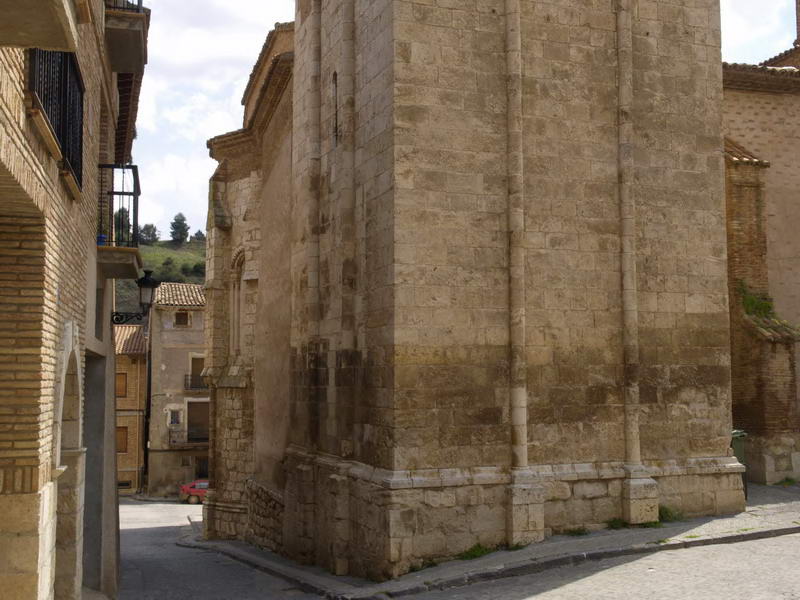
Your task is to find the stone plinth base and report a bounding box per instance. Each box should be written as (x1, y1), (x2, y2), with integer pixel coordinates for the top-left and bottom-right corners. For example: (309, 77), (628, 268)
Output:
(741, 434), (800, 485)
(217, 452), (746, 581)
(507, 477), (546, 547)
(0, 483), (56, 600)
(204, 493), (247, 540)
(622, 477), (659, 524)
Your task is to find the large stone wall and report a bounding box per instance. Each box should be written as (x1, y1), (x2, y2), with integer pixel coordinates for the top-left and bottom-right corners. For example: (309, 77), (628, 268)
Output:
(207, 0), (745, 583)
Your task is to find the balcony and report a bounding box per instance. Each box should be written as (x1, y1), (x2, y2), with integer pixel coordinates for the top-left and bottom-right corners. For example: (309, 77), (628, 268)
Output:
(27, 49), (84, 199)
(97, 164), (142, 279)
(168, 428), (209, 448)
(104, 0), (149, 74)
(184, 375), (208, 391)
(0, 0), (80, 52)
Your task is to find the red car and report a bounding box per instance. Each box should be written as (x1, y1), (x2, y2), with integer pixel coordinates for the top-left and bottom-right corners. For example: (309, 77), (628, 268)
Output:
(179, 479), (209, 504)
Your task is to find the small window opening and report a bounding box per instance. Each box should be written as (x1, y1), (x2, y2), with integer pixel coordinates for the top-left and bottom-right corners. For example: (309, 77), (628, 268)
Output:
(169, 410), (181, 426)
(333, 72), (339, 147)
(117, 480), (132, 489)
(174, 311), (189, 327)
(116, 426), (128, 453)
(115, 372), (127, 398)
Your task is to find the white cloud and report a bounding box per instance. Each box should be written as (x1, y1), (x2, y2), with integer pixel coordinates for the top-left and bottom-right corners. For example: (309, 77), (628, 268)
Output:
(721, 0), (795, 63)
(133, 0), (295, 234)
(133, 1), (798, 235)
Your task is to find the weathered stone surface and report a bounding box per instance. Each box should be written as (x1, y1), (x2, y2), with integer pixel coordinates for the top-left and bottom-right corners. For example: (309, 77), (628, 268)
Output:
(204, 0), (748, 582)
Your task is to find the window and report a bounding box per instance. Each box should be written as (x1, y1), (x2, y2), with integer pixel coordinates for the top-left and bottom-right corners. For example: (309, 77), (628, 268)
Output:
(115, 372), (127, 398)
(196, 481), (209, 489)
(117, 480), (132, 490)
(174, 311), (189, 327)
(187, 402), (209, 443)
(186, 356), (207, 390)
(28, 49), (84, 187)
(191, 356), (205, 376)
(230, 253), (245, 355)
(116, 427), (128, 453)
(169, 410), (181, 426)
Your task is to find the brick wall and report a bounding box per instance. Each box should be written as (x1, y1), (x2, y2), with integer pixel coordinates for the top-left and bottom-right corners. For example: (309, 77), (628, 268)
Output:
(0, 0), (128, 594)
(115, 353), (145, 492)
(724, 89), (800, 324)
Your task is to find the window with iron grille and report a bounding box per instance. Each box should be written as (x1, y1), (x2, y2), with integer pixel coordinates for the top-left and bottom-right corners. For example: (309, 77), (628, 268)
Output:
(28, 49), (85, 188)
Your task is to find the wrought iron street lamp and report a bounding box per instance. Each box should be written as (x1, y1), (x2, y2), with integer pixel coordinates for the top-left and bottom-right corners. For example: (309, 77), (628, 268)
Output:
(112, 270), (160, 324)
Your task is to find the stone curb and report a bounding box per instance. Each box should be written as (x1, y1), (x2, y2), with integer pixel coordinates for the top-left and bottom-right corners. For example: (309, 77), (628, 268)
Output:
(177, 525), (800, 599)
(125, 495), (180, 504)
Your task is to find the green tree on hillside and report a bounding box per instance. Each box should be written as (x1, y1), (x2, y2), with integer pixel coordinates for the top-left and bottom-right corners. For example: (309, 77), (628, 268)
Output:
(114, 207), (131, 243)
(170, 213), (189, 245)
(191, 229), (206, 243)
(140, 223), (160, 245)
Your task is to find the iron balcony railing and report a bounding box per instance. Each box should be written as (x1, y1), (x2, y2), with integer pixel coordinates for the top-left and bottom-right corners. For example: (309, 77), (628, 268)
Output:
(169, 428), (209, 447)
(98, 164), (140, 247)
(29, 49), (84, 188)
(105, 0), (144, 12)
(184, 374), (208, 391)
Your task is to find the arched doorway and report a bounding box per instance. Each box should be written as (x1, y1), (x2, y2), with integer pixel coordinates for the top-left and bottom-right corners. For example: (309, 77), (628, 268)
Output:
(54, 348), (85, 600)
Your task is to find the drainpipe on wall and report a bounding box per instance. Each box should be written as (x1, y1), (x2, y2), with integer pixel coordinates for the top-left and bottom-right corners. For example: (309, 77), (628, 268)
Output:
(505, 0), (545, 547)
(142, 321), (152, 494)
(616, 0), (659, 523)
(309, 0), (323, 345)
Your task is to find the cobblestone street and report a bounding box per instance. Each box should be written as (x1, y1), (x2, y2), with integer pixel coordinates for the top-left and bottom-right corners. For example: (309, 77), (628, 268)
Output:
(118, 499), (315, 600)
(415, 534), (800, 600)
(119, 496), (800, 600)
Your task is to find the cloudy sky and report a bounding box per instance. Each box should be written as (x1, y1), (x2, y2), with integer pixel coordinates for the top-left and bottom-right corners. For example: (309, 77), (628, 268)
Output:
(133, 0), (797, 237)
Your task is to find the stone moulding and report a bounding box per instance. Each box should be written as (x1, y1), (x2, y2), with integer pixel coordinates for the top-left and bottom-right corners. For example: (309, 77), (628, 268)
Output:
(285, 446), (744, 491)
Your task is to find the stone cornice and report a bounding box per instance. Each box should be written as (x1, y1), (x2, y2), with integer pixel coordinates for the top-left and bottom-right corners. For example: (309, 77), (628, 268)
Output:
(241, 22), (295, 107)
(723, 62), (800, 94)
(248, 52), (294, 134)
(285, 446), (743, 490)
(207, 129), (256, 161)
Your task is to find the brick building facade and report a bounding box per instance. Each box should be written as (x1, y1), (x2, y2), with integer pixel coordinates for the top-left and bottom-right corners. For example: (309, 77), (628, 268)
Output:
(0, 1), (149, 597)
(722, 19), (800, 484)
(204, 1), (748, 580)
(114, 325), (147, 494)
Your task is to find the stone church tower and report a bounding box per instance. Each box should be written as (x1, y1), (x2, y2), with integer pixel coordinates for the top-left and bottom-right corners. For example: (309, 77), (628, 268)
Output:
(204, 0), (744, 580)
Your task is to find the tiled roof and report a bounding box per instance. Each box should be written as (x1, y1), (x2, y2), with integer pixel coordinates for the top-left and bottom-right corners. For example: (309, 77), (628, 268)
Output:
(745, 314), (800, 343)
(154, 283), (206, 307)
(115, 325), (147, 355)
(761, 45), (800, 67)
(723, 62), (800, 93)
(724, 138), (769, 167)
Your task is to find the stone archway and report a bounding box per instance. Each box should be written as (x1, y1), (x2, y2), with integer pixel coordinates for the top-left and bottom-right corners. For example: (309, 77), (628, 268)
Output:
(53, 328), (86, 600)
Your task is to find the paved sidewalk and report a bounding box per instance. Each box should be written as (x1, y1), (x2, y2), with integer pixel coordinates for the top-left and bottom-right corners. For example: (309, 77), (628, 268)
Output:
(178, 483), (800, 600)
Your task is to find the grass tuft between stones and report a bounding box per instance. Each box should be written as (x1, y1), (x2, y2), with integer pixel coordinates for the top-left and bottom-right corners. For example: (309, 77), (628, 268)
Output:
(457, 544), (494, 560)
(564, 527), (589, 537)
(658, 505), (685, 523)
(606, 518), (629, 530)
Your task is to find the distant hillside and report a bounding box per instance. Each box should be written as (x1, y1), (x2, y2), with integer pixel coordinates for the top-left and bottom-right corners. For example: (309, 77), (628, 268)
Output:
(115, 241), (206, 312)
